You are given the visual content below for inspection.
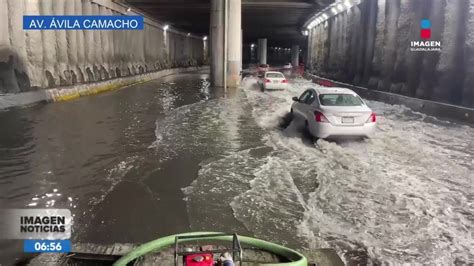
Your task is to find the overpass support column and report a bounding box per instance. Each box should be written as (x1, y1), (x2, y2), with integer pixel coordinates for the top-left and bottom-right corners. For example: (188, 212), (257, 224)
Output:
(291, 45), (299, 67)
(210, 0), (242, 88)
(307, 32), (313, 69)
(210, 0), (225, 87)
(227, 0), (242, 88)
(258, 38), (267, 65)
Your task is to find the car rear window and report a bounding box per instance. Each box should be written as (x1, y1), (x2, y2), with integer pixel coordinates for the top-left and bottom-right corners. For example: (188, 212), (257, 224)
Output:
(319, 94), (363, 106)
(266, 73), (284, 78)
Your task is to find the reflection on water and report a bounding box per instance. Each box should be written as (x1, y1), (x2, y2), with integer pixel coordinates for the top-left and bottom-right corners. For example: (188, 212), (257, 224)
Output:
(0, 71), (217, 264)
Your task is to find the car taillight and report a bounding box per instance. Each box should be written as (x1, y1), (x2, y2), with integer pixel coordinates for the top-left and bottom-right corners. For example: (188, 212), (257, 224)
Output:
(265, 79), (271, 83)
(281, 79), (288, 83)
(315, 111), (329, 123)
(366, 112), (376, 123)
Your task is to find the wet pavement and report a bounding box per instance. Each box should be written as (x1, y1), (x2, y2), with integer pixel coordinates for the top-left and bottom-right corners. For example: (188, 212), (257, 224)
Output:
(0, 70), (473, 265)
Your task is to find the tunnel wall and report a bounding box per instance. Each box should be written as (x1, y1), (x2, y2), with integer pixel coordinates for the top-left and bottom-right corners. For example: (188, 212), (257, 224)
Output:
(308, 0), (474, 108)
(0, 0), (207, 94)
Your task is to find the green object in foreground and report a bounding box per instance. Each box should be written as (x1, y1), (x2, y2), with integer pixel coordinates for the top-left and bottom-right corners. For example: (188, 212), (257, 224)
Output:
(114, 232), (308, 266)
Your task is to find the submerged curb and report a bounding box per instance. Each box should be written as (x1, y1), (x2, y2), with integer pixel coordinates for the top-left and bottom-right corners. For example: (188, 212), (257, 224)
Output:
(304, 72), (474, 125)
(0, 66), (210, 110)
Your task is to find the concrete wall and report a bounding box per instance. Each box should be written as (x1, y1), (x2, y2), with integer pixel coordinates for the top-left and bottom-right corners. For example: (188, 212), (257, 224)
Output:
(0, 0), (207, 94)
(305, 72), (474, 124)
(308, 0), (474, 108)
(0, 66), (209, 109)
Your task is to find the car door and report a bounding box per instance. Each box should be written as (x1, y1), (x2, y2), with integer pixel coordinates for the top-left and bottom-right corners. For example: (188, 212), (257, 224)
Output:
(298, 90), (317, 122)
(293, 90), (312, 120)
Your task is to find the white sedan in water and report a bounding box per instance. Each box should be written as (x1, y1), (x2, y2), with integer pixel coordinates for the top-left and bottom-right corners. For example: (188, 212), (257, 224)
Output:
(290, 87), (376, 139)
(257, 71), (289, 91)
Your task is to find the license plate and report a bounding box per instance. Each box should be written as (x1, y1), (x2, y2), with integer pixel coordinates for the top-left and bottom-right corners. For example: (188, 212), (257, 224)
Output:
(342, 117), (354, 123)
(273, 80), (279, 83)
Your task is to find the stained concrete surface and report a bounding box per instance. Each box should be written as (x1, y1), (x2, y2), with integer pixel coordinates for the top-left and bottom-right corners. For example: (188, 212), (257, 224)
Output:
(307, 0), (474, 108)
(0, 0), (207, 94)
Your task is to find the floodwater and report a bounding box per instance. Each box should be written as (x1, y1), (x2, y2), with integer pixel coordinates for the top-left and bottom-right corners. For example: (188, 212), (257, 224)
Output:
(0, 70), (472, 265)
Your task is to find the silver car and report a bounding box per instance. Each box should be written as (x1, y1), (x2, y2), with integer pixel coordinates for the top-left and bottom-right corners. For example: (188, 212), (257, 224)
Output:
(291, 87), (376, 139)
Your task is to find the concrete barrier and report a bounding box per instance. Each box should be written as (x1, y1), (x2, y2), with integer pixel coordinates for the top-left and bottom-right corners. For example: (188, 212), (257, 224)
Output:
(0, 66), (209, 109)
(304, 72), (474, 125)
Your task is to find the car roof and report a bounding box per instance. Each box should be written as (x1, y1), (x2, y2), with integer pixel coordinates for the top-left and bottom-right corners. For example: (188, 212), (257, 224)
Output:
(314, 87), (357, 95)
(265, 71), (284, 75)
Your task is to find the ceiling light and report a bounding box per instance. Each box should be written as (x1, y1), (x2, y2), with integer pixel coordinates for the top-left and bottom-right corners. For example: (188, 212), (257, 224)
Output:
(163, 25), (169, 31)
(337, 3), (344, 12)
(203, 36), (208, 41)
(343, 0), (352, 9)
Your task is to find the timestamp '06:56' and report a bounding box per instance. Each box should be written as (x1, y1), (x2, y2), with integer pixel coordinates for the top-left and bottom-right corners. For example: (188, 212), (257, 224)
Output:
(24, 240), (71, 253)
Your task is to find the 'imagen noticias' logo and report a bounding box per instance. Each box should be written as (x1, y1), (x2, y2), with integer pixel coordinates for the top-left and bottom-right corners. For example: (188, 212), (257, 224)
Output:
(410, 19), (442, 52)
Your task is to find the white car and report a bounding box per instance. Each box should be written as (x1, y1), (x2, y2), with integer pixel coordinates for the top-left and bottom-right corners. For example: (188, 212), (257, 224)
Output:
(283, 63), (292, 70)
(258, 71), (289, 91)
(290, 87), (376, 139)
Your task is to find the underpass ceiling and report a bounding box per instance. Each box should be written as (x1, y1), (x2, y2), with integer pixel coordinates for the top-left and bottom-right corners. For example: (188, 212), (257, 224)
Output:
(119, 0), (335, 47)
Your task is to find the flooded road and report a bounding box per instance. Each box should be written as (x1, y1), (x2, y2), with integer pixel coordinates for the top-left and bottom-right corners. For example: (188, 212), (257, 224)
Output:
(0, 70), (473, 265)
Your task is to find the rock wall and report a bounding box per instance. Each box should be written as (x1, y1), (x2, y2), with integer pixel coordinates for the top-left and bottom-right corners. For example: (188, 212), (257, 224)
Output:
(308, 0), (474, 108)
(0, 0), (207, 94)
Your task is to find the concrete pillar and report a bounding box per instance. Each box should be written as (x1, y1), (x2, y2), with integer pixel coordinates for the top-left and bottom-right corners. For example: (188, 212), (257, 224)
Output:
(227, 0), (242, 88)
(257, 38), (267, 65)
(210, 0), (224, 87)
(307, 30), (313, 69)
(250, 43), (256, 61)
(291, 45), (299, 67)
(240, 30), (243, 68)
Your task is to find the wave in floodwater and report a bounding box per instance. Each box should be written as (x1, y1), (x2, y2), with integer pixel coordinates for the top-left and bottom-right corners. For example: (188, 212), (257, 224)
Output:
(183, 77), (473, 265)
